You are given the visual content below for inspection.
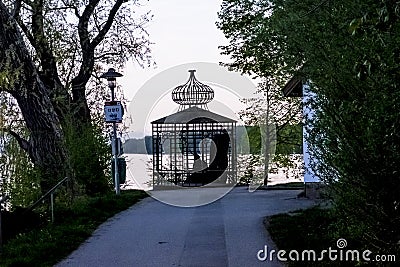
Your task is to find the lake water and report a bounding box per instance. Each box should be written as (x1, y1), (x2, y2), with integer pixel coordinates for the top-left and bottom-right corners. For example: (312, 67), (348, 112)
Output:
(122, 154), (303, 191)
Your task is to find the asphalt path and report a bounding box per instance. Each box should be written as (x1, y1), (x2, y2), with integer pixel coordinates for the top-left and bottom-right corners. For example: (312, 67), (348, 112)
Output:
(56, 187), (316, 267)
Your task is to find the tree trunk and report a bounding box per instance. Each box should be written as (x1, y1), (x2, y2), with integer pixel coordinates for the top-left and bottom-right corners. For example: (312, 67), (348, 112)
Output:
(71, 81), (92, 123)
(1, 2), (113, 196)
(12, 83), (68, 193)
(1, 3), (68, 193)
(263, 90), (271, 186)
(263, 125), (270, 186)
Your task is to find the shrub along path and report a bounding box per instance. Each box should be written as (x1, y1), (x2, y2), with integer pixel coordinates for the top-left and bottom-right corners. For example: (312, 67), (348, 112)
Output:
(56, 187), (316, 267)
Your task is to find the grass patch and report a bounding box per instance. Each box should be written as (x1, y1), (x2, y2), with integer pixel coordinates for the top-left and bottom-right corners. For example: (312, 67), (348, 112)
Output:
(267, 182), (304, 188)
(0, 190), (147, 267)
(266, 207), (360, 266)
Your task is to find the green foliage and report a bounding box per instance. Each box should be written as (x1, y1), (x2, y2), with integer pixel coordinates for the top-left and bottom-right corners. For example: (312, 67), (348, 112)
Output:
(244, 124), (302, 155)
(237, 154), (263, 185)
(245, 126), (262, 154)
(0, 93), (42, 207)
(276, 124), (302, 155)
(267, 207), (359, 267)
(268, 207), (336, 251)
(0, 190), (147, 267)
(0, 0), (153, 206)
(0, 134), (41, 208)
(63, 119), (112, 196)
(218, 0), (400, 256)
(224, 33), (302, 185)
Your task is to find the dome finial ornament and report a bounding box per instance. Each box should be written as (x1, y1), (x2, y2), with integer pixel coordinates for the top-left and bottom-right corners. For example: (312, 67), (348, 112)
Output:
(172, 70), (214, 110)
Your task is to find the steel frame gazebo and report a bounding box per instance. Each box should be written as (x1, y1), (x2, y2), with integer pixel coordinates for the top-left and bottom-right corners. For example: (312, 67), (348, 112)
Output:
(151, 70), (237, 187)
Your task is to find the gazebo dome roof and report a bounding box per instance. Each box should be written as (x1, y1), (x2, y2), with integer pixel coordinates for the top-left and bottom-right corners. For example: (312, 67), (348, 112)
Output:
(171, 70), (214, 108)
(151, 106), (236, 124)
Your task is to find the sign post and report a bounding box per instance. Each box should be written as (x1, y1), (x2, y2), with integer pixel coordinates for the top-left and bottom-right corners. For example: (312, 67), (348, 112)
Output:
(101, 68), (124, 195)
(104, 101), (123, 195)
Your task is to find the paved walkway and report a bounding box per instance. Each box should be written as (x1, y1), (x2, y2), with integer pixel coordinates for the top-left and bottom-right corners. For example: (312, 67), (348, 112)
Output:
(56, 187), (316, 267)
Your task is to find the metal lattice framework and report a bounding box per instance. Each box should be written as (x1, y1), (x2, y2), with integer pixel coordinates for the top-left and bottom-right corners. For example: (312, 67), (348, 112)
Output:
(172, 70), (214, 110)
(152, 71), (237, 188)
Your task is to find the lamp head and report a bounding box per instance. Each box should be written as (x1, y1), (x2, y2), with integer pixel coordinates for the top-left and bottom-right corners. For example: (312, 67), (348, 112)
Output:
(100, 68), (123, 89)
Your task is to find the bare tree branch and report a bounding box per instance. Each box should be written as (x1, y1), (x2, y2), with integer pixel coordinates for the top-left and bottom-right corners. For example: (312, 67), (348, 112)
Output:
(11, 0), (35, 45)
(4, 128), (30, 152)
(90, 0), (125, 49)
(74, 0), (100, 86)
(73, 0), (126, 95)
(78, 0), (99, 52)
(12, 0), (22, 18)
(31, 0), (54, 70)
(301, 0), (329, 18)
(15, 17), (35, 46)
(94, 52), (123, 60)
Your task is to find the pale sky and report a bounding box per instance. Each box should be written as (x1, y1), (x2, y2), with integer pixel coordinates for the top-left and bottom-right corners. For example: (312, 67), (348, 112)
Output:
(118, 0), (257, 137)
(120, 0), (231, 101)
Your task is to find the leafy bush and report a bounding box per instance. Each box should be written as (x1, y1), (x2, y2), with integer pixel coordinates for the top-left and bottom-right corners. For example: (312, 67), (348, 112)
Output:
(267, 207), (360, 267)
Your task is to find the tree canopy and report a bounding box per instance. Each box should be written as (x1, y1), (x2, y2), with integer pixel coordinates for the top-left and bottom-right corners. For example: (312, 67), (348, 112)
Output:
(0, 0), (152, 197)
(218, 0), (400, 255)
(217, 2), (303, 185)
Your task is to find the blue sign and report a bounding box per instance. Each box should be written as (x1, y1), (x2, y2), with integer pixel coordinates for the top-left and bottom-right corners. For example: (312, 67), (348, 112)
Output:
(104, 101), (123, 123)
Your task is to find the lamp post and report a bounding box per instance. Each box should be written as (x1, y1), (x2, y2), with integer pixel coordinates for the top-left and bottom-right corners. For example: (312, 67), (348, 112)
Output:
(101, 68), (123, 195)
